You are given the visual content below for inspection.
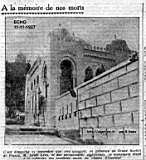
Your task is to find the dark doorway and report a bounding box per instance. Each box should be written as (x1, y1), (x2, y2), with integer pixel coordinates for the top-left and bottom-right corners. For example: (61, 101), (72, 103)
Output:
(60, 60), (73, 95)
(95, 64), (105, 76)
(84, 66), (93, 82)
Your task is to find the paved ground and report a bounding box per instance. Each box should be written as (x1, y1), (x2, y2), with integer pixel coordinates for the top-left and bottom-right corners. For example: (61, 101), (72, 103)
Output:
(5, 125), (78, 145)
(5, 134), (73, 145)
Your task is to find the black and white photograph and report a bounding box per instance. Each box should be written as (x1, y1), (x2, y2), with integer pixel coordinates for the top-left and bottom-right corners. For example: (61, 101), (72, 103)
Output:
(5, 17), (139, 145)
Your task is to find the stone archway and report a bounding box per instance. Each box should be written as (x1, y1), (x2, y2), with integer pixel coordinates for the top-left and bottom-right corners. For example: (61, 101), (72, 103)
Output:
(60, 59), (74, 95)
(95, 64), (105, 76)
(84, 66), (93, 82)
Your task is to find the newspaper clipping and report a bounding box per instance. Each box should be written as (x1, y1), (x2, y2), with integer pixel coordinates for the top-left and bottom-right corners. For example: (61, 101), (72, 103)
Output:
(0, 0), (145, 160)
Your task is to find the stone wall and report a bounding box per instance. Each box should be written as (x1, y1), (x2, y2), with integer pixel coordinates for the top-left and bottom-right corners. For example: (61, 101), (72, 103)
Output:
(78, 60), (139, 144)
(56, 92), (79, 130)
(56, 60), (139, 144)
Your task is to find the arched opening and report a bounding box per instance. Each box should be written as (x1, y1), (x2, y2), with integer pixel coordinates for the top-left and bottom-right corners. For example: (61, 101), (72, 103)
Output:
(84, 66), (93, 82)
(95, 64), (105, 76)
(60, 60), (73, 95)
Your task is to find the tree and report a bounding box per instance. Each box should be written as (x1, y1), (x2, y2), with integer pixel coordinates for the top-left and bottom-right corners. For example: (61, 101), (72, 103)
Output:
(6, 53), (29, 118)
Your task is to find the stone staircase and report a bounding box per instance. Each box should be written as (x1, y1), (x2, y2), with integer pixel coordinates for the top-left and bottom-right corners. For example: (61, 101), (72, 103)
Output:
(5, 125), (58, 135)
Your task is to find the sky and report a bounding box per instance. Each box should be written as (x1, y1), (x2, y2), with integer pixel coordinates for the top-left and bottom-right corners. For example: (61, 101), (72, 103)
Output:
(6, 17), (139, 62)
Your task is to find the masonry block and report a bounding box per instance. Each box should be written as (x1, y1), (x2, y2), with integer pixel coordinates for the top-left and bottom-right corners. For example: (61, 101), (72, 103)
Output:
(102, 79), (118, 93)
(109, 67), (126, 80)
(129, 83), (139, 97)
(123, 125), (139, 144)
(111, 87), (129, 102)
(126, 61), (138, 72)
(97, 93), (111, 105)
(114, 113), (132, 126)
(121, 97), (139, 112)
(86, 117), (98, 128)
(99, 115), (113, 128)
(94, 128), (108, 144)
(83, 84), (90, 91)
(84, 81), (96, 91)
(118, 70), (138, 87)
(133, 111), (139, 124)
(79, 91), (90, 101)
(78, 101), (85, 110)
(80, 119), (87, 127)
(79, 108), (91, 118)
(89, 85), (103, 97)
(87, 81), (96, 89)
(105, 102), (121, 114)
(106, 127), (125, 144)
(86, 97), (96, 108)
(78, 88), (84, 95)
(82, 128), (93, 141)
(92, 106), (104, 117)
(95, 75), (109, 87)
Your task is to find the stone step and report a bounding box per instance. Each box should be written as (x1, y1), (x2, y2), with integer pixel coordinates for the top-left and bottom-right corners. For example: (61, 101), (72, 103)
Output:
(20, 127), (42, 131)
(6, 126), (58, 135)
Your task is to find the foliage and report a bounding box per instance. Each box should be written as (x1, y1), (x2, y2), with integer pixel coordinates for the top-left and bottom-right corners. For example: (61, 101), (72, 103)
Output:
(6, 53), (31, 118)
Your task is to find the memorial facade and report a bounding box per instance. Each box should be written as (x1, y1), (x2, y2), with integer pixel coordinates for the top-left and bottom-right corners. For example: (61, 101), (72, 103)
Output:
(25, 26), (134, 132)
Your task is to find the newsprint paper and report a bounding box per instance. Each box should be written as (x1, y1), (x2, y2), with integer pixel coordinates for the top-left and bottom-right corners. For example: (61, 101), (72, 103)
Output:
(0, 0), (146, 160)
